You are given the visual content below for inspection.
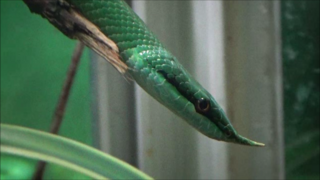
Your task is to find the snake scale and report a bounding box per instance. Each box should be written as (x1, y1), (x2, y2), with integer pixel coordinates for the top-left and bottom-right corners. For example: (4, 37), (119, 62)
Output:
(26, 0), (264, 146)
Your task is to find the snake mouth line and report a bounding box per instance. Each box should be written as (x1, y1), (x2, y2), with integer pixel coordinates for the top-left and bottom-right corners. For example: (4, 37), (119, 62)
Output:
(157, 70), (224, 130)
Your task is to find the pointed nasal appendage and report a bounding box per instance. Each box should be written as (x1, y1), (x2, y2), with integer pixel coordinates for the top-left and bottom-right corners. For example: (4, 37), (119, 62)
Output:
(237, 134), (265, 147)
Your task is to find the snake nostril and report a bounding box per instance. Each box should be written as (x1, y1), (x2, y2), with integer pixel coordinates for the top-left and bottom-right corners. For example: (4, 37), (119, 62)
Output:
(225, 130), (232, 137)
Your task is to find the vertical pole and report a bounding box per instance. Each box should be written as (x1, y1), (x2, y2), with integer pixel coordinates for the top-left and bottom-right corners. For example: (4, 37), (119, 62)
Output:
(224, 2), (285, 179)
(192, 1), (228, 179)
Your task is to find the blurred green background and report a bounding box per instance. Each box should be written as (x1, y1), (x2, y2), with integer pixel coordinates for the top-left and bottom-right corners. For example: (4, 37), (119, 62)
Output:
(1, 1), (92, 179)
(282, 1), (319, 180)
(0, 0), (319, 179)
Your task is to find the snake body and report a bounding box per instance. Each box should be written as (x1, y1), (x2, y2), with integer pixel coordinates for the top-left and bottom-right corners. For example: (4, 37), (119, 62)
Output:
(67, 0), (264, 146)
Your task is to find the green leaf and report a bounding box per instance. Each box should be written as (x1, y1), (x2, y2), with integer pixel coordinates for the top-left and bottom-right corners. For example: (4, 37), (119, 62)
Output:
(0, 124), (152, 179)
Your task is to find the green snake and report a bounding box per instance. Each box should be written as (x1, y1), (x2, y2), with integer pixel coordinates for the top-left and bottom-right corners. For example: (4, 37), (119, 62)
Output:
(27, 0), (264, 146)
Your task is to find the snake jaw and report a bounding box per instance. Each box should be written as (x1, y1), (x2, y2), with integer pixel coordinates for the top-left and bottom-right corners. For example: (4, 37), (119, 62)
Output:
(215, 122), (265, 147)
(208, 126), (265, 147)
(191, 96), (265, 147)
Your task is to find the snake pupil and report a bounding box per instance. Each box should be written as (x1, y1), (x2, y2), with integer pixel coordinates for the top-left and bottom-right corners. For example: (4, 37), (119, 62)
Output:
(196, 98), (210, 112)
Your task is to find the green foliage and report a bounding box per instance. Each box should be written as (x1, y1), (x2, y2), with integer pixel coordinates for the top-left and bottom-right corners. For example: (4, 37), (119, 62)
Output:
(1, 124), (152, 179)
(1, 1), (93, 178)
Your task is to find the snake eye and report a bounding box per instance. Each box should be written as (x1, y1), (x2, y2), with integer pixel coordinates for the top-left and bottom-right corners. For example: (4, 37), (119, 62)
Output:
(196, 98), (210, 113)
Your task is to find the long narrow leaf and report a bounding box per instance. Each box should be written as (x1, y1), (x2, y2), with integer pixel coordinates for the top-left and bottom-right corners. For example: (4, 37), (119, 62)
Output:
(0, 124), (152, 179)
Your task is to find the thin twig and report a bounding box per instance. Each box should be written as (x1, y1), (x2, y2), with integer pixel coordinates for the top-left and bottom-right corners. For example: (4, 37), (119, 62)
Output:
(32, 42), (85, 180)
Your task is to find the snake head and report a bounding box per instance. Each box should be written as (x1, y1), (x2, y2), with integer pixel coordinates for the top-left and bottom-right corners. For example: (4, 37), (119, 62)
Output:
(126, 47), (264, 147)
(185, 88), (265, 147)
(156, 61), (264, 147)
